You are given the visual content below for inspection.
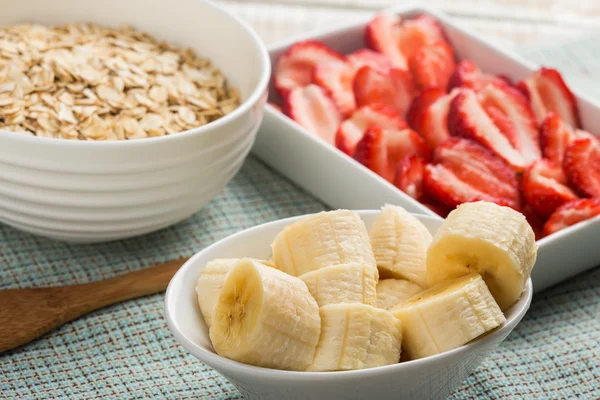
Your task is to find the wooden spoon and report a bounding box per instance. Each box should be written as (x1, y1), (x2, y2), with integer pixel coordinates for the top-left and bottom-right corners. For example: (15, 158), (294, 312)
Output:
(0, 257), (189, 353)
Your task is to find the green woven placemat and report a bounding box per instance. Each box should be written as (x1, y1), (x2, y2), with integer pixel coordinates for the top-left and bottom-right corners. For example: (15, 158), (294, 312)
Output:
(2, 41), (600, 399)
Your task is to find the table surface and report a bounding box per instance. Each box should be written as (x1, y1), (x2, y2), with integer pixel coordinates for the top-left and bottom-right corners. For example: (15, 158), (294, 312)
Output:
(2, 1), (600, 399)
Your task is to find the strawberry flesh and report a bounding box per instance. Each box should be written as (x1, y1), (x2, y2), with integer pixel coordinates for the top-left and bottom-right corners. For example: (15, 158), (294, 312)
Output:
(418, 89), (460, 150)
(522, 159), (578, 217)
(397, 15), (446, 64)
(448, 60), (506, 90)
(353, 125), (394, 182)
(313, 61), (356, 116)
(284, 84), (342, 145)
(408, 41), (455, 90)
(517, 67), (580, 128)
(564, 137), (600, 197)
(540, 112), (576, 165)
(406, 87), (445, 133)
(347, 49), (393, 74)
(366, 14), (408, 69)
(543, 199), (600, 237)
(393, 155), (425, 199)
(353, 66), (415, 117)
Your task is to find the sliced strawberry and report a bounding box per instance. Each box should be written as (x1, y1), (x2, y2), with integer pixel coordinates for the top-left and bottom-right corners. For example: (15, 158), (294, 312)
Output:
(408, 41), (455, 90)
(366, 14), (408, 69)
(406, 87), (445, 132)
(482, 104), (520, 149)
(397, 15), (447, 64)
(347, 49), (393, 74)
(432, 137), (520, 209)
(386, 128), (430, 164)
(268, 102), (282, 113)
(476, 82), (541, 164)
(313, 61), (356, 116)
(540, 112), (576, 165)
(522, 159), (579, 217)
(354, 125), (394, 182)
(447, 60), (506, 90)
(353, 66), (415, 117)
(517, 67), (580, 128)
(423, 163), (515, 209)
(284, 84), (342, 145)
(564, 137), (600, 197)
(543, 198), (600, 237)
(448, 88), (526, 171)
(335, 104), (408, 156)
(274, 40), (346, 97)
(521, 205), (546, 241)
(419, 89), (460, 150)
(393, 155), (425, 200)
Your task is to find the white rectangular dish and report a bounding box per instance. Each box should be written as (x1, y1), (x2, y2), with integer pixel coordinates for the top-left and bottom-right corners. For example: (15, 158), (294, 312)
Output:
(252, 6), (600, 293)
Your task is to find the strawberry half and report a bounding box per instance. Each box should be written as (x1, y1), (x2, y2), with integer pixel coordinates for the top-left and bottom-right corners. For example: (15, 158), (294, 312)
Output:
(430, 137), (521, 209)
(397, 15), (446, 64)
(407, 87), (445, 132)
(522, 159), (578, 217)
(543, 198), (600, 237)
(448, 88), (527, 171)
(347, 49), (393, 74)
(313, 61), (356, 116)
(386, 127), (430, 164)
(335, 104), (408, 156)
(408, 41), (455, 90)
(274, 40), (346, 97)
(418, 89), (460, 150)
(284, 84), (342, 145)
(448, 60), (506, 90)
(517, 67), (580, 128)
(540, 112), (576, 165)
(564, 136), (600, 198)
(353, 66), (415, 117)
(476, 82), (541, 164)
(353, 125), (394, 182)
(366, 14), (408, 69)
(393, 155), (425, 200)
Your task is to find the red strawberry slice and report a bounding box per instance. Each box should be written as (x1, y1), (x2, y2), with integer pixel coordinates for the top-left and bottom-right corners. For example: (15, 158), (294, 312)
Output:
(407, 87), (445, 132)
(353, 66), (415, 117)
(564, 136), (600, 198)
(523, 159), (579, 217)
(431, 137), (520, 209)
(517, 67), (580, 128)
(393, 155), (425, 200)
(335, 104), (408, 156)
(476, 82), (541, 164)
(397, 15), (446, 64)
(408, 41), (456, 90)
(274, 40), (346, 97)
(313, 61), (356, 116)
(366, 14), (408, 69)
(268, 102), (283, 113)
(482, 104), (520, 149)
(448, 88), (527, 171)
(385, 127), (430, 164)
(284, 84), (342, 145)
(543, 198), (600, 237)
(448, 60), (506, 90)
(354, 125), (394, 182)
(418, 89), (460, 150)
(521, 205), (546, 241)
(347, 49), (393, 74)
(540, 112), (576, 165)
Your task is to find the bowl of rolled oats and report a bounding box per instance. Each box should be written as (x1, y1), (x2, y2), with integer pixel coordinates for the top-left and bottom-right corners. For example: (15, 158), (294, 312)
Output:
(0, 0), (270, 242)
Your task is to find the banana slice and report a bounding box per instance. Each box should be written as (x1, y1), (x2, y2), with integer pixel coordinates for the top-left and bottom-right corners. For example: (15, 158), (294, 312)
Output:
(426, 201), (537, 310)
(196, 258), (276, 327)
(308, 303), (402, 371)
(209, 259), (321, 371)
(376, 279), (423, 310)
(370, 205), (432, 287)
(272, 210), (376, 276)
(392, 273), (505, 360)
(299, 263), (378, 307)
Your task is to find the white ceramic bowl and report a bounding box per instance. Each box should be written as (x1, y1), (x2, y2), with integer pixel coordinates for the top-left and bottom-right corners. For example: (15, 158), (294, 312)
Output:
(0, 0), (270, 243)
(165, 211), (532, 400)
(252, 5), (600, 292)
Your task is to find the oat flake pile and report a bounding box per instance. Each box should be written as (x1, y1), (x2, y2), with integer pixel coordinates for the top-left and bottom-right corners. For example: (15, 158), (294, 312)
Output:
(0, 23), (240, 140)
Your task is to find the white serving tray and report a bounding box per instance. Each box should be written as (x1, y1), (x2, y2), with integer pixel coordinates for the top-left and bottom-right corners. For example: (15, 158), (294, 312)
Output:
(252, 6), (600, 293)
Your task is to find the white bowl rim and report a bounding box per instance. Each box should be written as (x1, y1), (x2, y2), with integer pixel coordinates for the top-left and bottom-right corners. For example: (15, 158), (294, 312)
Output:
(165, 210), (533, 381)
(0, 0), (271, 148)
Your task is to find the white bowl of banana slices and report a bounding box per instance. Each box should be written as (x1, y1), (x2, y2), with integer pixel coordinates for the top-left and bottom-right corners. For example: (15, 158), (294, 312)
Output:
(165, 202), (535, 400)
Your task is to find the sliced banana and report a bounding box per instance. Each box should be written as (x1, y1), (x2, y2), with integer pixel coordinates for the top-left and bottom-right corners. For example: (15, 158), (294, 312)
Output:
(370, 205), (432, 287)
(209, 259), (321, 371)
(272, 210), (376, 276)
(308, 303), (402, 371)
(426, 201), (537, 310)
(299, 263), (378, 307)
(392, 273), (505, 360)
(196, 258), (276, 327)
(376, 279), (423, 310)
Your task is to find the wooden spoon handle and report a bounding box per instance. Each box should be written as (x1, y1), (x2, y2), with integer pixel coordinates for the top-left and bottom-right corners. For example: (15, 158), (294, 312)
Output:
(0, 257), (189, 353)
